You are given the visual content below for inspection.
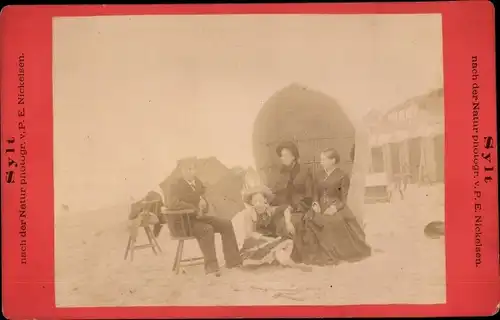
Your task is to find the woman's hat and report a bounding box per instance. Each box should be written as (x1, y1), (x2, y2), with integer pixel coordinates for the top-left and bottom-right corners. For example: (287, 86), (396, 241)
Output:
(242, 185), (274, 205)
(276, 141), (300, 159)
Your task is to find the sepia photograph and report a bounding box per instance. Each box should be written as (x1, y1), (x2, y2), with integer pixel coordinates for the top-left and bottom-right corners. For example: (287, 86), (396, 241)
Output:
(53, 14), (445, 307)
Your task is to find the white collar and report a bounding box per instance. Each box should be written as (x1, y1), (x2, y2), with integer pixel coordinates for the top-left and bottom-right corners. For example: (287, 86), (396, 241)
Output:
(324, 167), (337, 177)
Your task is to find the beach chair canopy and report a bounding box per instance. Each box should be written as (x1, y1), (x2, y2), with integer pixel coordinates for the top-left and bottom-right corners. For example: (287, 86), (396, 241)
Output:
(252, 84), (356, 185)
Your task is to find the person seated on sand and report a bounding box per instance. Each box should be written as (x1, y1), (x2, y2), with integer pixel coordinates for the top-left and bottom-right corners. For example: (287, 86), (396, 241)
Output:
(232, 184), (312, 272)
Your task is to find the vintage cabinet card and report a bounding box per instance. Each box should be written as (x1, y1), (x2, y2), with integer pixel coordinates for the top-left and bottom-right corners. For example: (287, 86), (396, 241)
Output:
(1, 2), (498, 318)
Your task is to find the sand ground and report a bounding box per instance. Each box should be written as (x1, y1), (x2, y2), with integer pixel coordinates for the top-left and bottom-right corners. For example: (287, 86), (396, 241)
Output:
(55, 184), (445, 307)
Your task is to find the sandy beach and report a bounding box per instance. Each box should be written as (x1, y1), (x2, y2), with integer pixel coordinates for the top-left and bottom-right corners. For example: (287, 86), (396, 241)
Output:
(55, 184), (445, 307)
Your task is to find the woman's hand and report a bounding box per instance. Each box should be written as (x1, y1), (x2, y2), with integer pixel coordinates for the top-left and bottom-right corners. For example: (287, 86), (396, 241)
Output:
(283, 206), (295, 235)
(283, 206), (293, 221)
(323, 204), (338, 216)
(312, 202), (321, 213)
(285, 220), (295, 235)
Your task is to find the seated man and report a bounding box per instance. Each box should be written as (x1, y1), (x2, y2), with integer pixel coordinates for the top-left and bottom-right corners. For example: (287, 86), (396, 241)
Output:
(168, 158), (242, 276)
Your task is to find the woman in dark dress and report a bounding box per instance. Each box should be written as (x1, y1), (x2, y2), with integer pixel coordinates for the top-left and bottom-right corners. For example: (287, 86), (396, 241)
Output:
(268, 141), (335, 265)
(306, 147), (372, 264)
(268, 141), (314, 238)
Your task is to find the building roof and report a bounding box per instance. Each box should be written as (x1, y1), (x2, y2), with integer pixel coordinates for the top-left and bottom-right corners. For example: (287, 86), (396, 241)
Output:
(366, 88), (444, 143)
(383, 87), (444, 118)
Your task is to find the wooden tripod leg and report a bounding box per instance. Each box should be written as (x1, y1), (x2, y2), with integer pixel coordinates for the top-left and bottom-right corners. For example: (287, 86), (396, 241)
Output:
(150, 228), (163, 253)
(152, 235), (162, 253)
(130, 239), (136, 262)
(144, 227), (157, 255)
(124, 236), (132, 260)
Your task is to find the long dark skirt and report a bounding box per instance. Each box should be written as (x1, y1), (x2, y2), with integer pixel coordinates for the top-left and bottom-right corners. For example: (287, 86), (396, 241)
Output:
(290, 208), (371, 266)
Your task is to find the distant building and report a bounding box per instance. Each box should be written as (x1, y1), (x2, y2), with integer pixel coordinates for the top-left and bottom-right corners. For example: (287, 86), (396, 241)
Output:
(365, 88), (444, 184)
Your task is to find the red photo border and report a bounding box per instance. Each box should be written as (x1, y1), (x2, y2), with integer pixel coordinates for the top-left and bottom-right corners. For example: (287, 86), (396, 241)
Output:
(1, 2), (498, 318)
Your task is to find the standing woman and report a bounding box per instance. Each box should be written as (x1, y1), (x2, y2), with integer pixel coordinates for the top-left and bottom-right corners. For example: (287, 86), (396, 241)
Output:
(310, 147), (372, 263)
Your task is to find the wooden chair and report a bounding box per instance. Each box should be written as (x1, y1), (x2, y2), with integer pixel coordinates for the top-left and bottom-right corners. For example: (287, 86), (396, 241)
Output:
(164, 209), (205, 275)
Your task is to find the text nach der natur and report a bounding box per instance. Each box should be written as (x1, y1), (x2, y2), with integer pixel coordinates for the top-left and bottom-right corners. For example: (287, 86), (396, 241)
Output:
(471, 55), (496, 268)
(4, 53), (28, 265)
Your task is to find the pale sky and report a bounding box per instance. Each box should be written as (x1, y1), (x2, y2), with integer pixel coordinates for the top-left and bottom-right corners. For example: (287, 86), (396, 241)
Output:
(53, 14), (443, 212)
